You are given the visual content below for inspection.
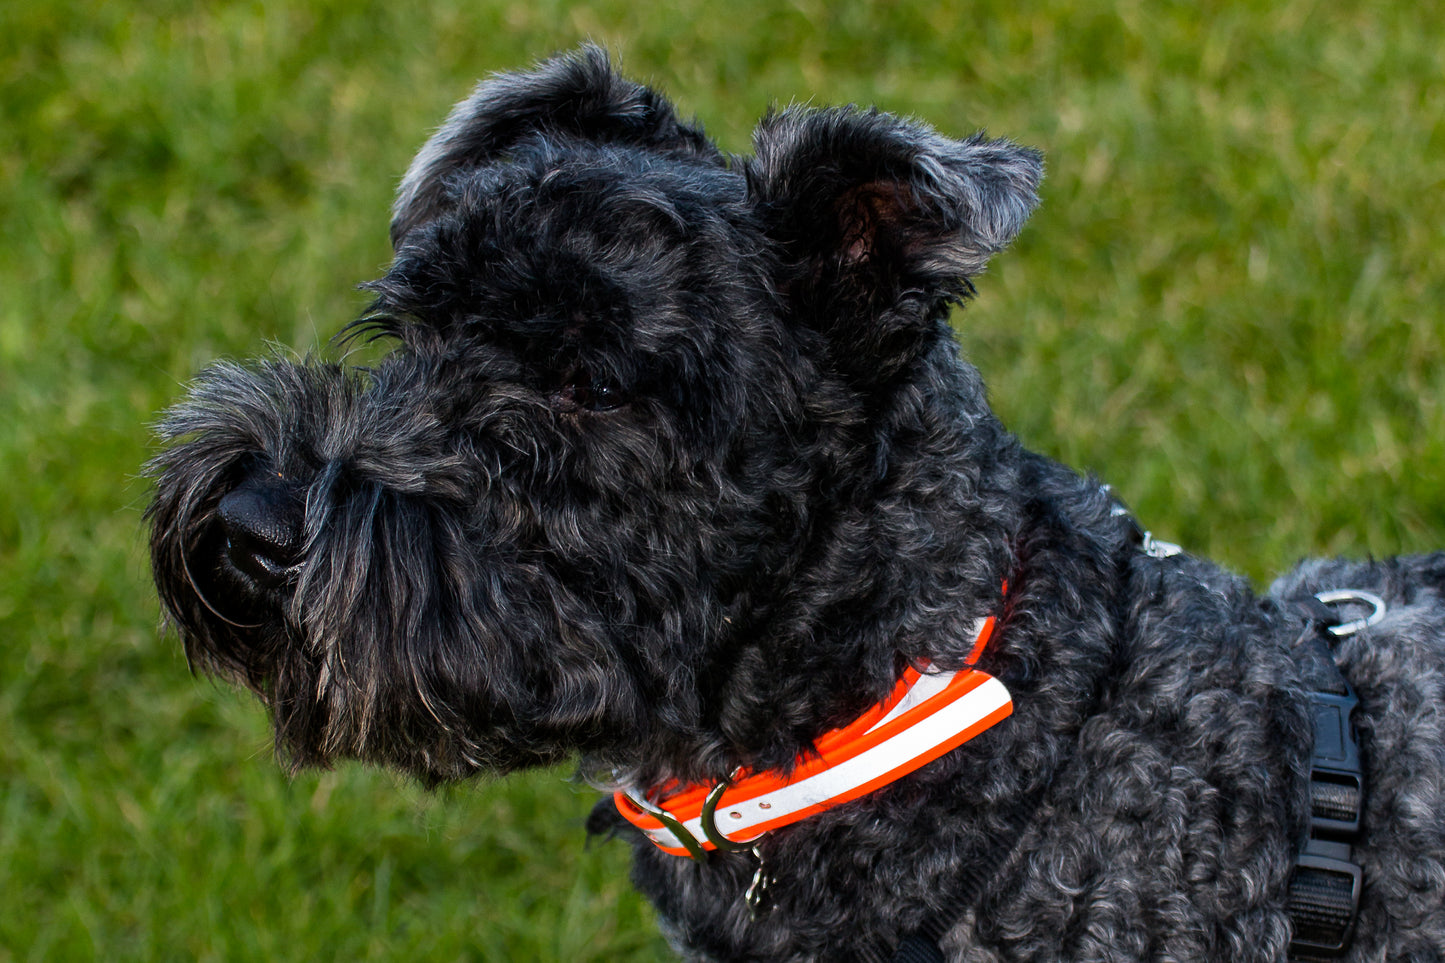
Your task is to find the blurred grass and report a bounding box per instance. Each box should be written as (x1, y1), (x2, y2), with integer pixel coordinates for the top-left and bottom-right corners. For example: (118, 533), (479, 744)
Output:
(2, 0), (1442, 959)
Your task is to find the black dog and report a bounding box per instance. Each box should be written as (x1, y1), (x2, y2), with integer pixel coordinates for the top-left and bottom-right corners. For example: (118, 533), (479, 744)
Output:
(147, 47), (1445, 961)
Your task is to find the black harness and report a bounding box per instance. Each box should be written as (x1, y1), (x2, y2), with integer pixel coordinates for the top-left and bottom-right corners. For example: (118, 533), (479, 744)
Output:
(1282, 594), (1372, 961)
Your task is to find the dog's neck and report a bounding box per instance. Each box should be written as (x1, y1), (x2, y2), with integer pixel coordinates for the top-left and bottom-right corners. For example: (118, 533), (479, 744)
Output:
(633, 343), (1029, 782)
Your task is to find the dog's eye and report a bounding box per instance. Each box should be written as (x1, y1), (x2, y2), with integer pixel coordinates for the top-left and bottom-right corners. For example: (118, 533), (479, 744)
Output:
(550, 370), (628, 413)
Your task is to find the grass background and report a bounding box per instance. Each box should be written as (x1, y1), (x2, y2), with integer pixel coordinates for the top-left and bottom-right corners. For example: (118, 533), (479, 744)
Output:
(2, 1), (1443, 959)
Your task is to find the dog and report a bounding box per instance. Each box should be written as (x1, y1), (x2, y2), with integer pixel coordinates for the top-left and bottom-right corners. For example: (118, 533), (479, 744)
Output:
(147, 46), (1445, 962)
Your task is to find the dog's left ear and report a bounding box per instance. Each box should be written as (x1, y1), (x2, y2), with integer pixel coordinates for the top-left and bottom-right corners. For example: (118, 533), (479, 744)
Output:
(747, 107), (1042, 363)
(391, 45), (718, 246)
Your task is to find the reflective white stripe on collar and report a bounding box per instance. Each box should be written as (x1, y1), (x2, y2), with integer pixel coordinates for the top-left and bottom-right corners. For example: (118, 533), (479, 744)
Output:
(614, 614), (1012, 859)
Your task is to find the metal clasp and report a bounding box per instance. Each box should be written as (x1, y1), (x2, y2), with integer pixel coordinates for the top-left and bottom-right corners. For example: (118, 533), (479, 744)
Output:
(744, 844), (774, 919)
(1139, 531), (1183, 559)
(1102, 486), (1183, 558)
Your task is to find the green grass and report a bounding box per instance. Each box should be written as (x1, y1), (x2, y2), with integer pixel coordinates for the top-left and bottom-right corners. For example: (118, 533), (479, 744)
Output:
(2, 1), (1442, 959)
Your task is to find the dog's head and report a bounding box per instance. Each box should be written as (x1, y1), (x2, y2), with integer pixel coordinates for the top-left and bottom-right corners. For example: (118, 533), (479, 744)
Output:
(147, 46), (1041, 785)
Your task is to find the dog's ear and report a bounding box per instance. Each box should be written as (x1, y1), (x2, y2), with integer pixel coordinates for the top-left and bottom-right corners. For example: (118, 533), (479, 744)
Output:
(391, 44), (719, 246)
(747, 107), (1042, 367)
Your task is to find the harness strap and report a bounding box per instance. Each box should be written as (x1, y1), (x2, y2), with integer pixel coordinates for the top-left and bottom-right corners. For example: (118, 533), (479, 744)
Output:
(1284, 599), (1368, 961)
(1110, 493), (1369, 961)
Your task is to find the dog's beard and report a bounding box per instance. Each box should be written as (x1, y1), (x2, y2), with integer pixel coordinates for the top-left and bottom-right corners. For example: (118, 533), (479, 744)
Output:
(145, 358), (667, 781)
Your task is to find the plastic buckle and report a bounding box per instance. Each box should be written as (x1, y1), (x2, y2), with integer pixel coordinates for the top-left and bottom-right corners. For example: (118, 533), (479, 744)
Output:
(1288, 680), (1365, 957)
(1307, 685), (1363, 837)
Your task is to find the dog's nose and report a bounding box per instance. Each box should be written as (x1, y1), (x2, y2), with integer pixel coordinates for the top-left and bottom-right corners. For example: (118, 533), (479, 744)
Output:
(218, 478), (304, 585)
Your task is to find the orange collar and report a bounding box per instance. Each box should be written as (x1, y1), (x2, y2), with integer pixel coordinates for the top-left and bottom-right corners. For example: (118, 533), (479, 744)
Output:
(614, 609), (1012, 860)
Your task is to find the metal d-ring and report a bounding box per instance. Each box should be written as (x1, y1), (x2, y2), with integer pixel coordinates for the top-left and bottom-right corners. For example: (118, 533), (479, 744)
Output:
(1314, 589), (1388, 638)
(700, 780), (759, 853)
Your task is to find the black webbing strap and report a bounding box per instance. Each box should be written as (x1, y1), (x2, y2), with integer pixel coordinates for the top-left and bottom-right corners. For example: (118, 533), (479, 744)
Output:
(1288, 852), (1362, 962)
(1285, 602), (1366, 961)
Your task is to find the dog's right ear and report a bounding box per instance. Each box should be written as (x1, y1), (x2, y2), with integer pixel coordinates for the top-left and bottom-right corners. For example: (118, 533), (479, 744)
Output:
(390, 45), (719, 247)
